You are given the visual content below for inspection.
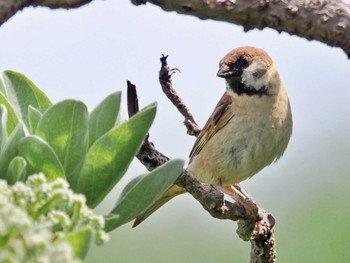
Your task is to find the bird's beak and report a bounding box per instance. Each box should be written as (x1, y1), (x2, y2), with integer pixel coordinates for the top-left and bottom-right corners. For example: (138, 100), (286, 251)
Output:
(217, 64), (236, 78)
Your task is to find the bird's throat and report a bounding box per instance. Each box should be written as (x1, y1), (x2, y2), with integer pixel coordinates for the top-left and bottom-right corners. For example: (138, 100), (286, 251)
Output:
(227, 77), (269, 97)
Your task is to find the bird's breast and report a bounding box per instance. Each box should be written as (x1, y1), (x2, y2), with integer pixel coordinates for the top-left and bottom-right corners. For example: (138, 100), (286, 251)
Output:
(187, 93), (292, 186)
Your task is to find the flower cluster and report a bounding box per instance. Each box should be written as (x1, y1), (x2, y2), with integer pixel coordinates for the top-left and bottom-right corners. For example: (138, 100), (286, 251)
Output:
(0, 174), (109, 263)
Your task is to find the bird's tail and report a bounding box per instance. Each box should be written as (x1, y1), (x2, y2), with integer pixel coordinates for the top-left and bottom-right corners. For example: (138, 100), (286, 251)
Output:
(132, 185), (186, 227)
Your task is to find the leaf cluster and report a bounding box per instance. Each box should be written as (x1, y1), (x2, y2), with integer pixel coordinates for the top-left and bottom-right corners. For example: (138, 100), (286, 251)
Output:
(0, 70), (184, 234)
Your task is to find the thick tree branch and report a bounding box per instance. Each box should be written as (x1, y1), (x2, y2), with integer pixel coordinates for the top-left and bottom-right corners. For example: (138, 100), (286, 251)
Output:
(1, 0), (349, 57)
(132, 0), (350, 57)
(0, 0), (33, 26)
(126, 55), (277, 262)
(32, 0), (92, 8)
(0, 0), (92, 26)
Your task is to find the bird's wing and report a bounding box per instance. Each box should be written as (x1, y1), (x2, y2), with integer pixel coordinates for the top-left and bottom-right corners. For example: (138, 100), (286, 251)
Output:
(189, 92), (235, 162)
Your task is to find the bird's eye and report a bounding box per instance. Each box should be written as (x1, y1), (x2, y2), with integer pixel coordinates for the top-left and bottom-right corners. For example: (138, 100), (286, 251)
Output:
(238, 56), (249, 68)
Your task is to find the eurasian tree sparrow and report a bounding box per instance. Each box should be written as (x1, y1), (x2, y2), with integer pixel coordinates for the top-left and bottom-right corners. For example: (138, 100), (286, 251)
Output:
(133, 46), (292, 227)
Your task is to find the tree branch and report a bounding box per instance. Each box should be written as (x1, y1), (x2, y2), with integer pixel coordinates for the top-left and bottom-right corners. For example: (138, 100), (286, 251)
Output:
(0, 0), (92, 26)
(0, 0), (33, 26)
(126, 55), (277, 263)
(32, 0), (92, 8)
(1, 0), (349, 57)
(132, 0), (350, 57)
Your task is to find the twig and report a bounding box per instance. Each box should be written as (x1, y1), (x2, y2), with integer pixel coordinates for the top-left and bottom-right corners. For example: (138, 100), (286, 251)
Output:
(127, 81), (169, 171)
(127, 80), (139, 118)
(159, 54), (201, 136)
(127, 69), (277, 262)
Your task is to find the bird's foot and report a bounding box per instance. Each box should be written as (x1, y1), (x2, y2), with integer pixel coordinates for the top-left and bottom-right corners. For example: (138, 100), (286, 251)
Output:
(215, 185), (260, 218)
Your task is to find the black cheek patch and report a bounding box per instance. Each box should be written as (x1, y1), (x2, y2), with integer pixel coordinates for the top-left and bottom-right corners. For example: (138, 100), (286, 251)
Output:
(252, 67), (267, 78)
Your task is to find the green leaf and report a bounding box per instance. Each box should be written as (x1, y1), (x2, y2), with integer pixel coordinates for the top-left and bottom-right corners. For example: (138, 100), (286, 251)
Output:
(105, 159), (184, 231)
(88, 92), (121, 147)
(117, 175), (143, 202)
(65, 228), (92, 260)
(17, 135), (65, 181)
(35, 100), (89, 182)
(76, 102), (157, 208)
(0, 124), (25, 179)
(0, 93), (19, 135)
(7, 156), (27, 184)
(28, 105), (42, 134)
(0, 70), (52, 128)
(0, 105), (8, 152)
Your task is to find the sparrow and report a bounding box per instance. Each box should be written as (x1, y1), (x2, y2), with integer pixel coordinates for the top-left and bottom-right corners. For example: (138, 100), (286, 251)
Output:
(133, 46), (292, 227)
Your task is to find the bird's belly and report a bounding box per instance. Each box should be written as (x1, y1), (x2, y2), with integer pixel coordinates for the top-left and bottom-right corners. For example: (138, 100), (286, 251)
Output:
(187, 117), (288, 186)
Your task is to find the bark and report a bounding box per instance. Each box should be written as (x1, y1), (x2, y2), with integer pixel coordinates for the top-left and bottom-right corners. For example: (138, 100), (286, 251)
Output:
(0, 0), (33, 25)
(32, 0), (92, 8)
(0, 0), (92, 26)
(1, 0), (349, 56)
(132, 0), (350, 57)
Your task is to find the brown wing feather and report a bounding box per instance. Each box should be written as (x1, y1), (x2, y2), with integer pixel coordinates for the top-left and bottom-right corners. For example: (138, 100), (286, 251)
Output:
(189, 92), (235, 162)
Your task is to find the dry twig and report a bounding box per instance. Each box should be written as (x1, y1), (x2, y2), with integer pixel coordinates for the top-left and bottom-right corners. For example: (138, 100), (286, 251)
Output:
(159, 54), (201, 136)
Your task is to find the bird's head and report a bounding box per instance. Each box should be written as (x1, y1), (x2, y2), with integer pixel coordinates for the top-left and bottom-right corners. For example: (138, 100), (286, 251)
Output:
(217, 46), (281, 96)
